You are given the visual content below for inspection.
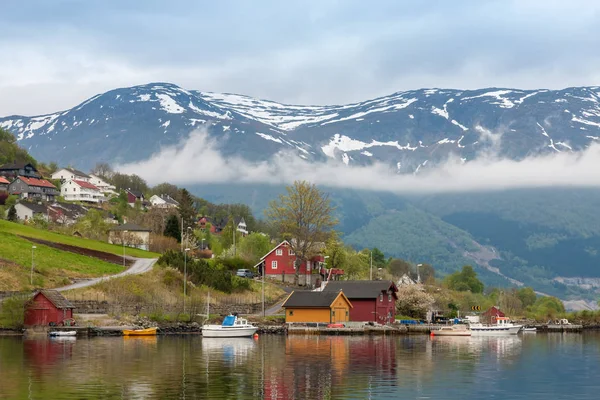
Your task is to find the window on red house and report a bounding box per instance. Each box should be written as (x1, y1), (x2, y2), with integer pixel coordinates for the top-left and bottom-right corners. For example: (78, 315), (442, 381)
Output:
(380, 294), (383, 302)
(276, 249), (283, 256)
(289, 249), (294, 255)
(271, 261), (278, 269)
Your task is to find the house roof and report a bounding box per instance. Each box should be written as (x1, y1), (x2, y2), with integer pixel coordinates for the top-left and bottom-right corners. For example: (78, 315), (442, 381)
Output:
(17, 201), (48, 214)
(16, 176), (57, 189)
(260, 240), (291, 261)
(160, 194), (179, 205)
(72, 180), (100, 190)
(109, 222), (151, 232)
(282, 290), (352, 308)
(127, 189), (144, 198)
(323, 281), (398, 299)
(0, 162), (36, 170)
(62, 168), (90, 178)
(37, 289), (75, 309)
(0, 177), (9, 184)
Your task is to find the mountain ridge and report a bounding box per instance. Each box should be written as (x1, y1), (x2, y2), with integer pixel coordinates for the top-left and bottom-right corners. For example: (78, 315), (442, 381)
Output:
(2, 82), (599, 171)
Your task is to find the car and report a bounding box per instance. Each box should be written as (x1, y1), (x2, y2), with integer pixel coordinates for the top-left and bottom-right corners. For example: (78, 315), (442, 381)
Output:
(236, 269), (254, 278)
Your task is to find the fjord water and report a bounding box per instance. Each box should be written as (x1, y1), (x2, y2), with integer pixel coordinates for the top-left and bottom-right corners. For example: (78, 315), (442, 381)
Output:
(1, 334), (598, 399)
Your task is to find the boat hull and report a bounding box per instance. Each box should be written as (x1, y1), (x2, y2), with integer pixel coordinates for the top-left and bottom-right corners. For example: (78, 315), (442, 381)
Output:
(122, 328), (158, 336)
(433, 330), (472, 337)
(470, 325), (522, 335)
(202, 326), (257, 338)
(49, 331), (77, 337)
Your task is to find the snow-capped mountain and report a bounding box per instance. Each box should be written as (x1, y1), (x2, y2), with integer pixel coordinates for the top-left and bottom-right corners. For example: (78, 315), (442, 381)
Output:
(2, 82), (600, 170)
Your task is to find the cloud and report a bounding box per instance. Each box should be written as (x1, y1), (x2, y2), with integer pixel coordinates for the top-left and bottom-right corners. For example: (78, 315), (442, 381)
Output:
(2, 1), (600, 116)
(117, 129), (600, 193)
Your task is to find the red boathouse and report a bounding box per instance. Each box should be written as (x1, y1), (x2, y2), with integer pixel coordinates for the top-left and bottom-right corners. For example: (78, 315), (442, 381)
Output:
(24, 290), (75, 327)
(323, 281), (398, 324)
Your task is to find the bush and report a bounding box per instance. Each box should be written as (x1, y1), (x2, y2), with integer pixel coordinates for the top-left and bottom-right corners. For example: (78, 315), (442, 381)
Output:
(0, 296), (27, 329)
(149, 234), (179, 253)
(158, 250), (251, 293)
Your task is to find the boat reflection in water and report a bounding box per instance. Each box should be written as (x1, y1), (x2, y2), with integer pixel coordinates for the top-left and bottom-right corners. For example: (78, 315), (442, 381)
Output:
(202, 337), (257, 366)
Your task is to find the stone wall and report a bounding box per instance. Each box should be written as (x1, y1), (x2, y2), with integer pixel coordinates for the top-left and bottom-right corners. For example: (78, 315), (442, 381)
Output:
(0, 291), (31, 301)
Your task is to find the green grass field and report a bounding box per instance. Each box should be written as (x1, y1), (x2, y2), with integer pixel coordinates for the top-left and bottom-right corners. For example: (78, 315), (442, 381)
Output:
(0, 220), (160, 258)
(0, 231), (125, 290)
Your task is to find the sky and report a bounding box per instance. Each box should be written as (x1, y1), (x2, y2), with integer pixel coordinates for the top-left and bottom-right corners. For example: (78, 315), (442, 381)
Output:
(1, 0), (600, 116)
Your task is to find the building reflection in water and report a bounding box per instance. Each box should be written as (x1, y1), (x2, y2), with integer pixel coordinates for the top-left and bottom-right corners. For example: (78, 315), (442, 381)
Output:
(23, 337), (75, 375)
(263, 335), (397, 399)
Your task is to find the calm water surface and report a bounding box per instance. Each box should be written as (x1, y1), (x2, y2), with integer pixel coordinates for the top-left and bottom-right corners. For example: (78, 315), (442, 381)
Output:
(0, 333), (599, 399)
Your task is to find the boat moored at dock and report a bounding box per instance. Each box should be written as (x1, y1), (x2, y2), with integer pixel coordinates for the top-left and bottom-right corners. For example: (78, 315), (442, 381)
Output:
(202, 314), (257, 338)
(469, 317), (523, 335)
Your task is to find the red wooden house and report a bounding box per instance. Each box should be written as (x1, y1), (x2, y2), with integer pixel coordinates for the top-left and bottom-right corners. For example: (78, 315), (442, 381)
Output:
(24, 290), (75, 327)
(254, 240), (344, 286)
(322, 281), (398, 324)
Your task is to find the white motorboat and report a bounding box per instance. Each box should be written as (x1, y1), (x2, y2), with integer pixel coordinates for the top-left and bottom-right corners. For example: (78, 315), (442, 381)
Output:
(49, 330), (77, 337)
(469, 317), (523, 335)
(522, 326), (537, 332)
(432, 325), (472, 337)
(202, 314), (258, 338)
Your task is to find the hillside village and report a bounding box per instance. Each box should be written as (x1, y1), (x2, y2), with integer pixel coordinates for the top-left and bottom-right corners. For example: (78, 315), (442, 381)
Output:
(0, 128), (581, 328)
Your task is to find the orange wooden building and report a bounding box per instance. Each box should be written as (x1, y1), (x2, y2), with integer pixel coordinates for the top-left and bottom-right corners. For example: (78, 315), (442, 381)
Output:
(282, 290), (352, 323)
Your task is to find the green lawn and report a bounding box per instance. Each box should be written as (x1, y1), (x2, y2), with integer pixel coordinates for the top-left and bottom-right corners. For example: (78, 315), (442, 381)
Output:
(0, 220), (160, 258)
(0, 231), (125, 290)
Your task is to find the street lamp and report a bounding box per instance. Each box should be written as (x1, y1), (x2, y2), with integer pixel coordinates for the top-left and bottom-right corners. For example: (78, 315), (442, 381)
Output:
(122, 230), (128, 267)
(184, 247), (190, 314)
(30, 245), (37, 285)
(186, 226), (193, 249)
(201, 238), (205, 250)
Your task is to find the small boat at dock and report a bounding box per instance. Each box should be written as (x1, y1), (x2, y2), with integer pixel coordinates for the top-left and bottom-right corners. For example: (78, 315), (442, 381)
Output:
(469, 317), (523, 335)
(202, 314), (257, 338)
(49, 330), (77, 337)
(432, 325), (471, 337)
(522, 326), (537, 332)
(122, 327), (158, 336)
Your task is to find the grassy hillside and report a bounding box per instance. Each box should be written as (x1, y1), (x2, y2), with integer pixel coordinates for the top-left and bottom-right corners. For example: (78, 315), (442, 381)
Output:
(0, 220), (160, 258)
(0, 231), (125, 290)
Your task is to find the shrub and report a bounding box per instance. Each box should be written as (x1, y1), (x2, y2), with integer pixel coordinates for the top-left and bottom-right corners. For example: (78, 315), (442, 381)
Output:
(0, 296), (27, 329)
(149, 234), (179, 253)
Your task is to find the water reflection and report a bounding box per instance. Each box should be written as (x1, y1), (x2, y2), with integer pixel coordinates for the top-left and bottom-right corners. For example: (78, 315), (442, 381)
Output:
(0, 333), (598, 399)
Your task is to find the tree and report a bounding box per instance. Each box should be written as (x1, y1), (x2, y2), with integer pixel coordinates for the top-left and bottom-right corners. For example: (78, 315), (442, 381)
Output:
(178, 188), (196, 230)
(396, 285), (435, 319)
(265, 181), (337, 285)
(389, 258), (412, 278)
(238, 232), (272, 264)
(516, 287), (537, 308)
(164, 215), (181, 243)
(6, 205), (17, 222)
(7, 205), (17, 222)
(324, 236), (347, 271)
(151, 182), (179, 199)
(444, 265), (484, 293)
(371, 247), (386, 268)
(91, 162), (114, 179)
(418, 263), (436, 283)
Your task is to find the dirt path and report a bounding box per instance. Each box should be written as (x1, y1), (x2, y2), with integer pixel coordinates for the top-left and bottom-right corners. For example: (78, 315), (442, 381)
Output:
(55, 257), (157, 292)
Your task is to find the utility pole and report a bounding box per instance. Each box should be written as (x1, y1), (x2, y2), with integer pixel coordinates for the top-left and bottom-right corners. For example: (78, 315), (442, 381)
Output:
(370, 251), (373, 280)
(122, 230), (128, 267)
(180, 216), (184, 252)
(184, 248), (190, 314)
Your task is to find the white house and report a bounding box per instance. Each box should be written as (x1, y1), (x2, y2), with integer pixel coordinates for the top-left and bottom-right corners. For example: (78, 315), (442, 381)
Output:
(61, 180), (105, 203)
(13, 202), (49, 222)
(149, 194), (180, 209)
(51, 168), (91, 182)
(108, 223), (151, 251)
(235, 217), (249, 236)
(89, 174), (116, 194)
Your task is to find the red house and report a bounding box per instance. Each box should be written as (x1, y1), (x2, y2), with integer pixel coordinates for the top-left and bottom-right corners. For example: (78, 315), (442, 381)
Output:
(322, 281), (398, 324)
(125, 189), (145, 206)
(24, 290), (75, 327)
(254, 240), (343, 286)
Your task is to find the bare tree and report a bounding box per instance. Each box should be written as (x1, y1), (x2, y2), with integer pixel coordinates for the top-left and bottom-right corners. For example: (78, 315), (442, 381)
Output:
(265, 181), (337, 285)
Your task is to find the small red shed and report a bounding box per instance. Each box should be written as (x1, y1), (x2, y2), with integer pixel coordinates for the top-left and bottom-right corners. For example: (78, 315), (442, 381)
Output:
(323, 281), (398, 324)
(24, 290), (75, 327)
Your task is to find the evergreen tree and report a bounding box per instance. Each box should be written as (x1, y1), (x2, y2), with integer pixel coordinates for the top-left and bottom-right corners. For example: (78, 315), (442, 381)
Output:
(178, 188), (196, 230)
(7, 205), (17, 222)
(164, 215), (181, 242)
